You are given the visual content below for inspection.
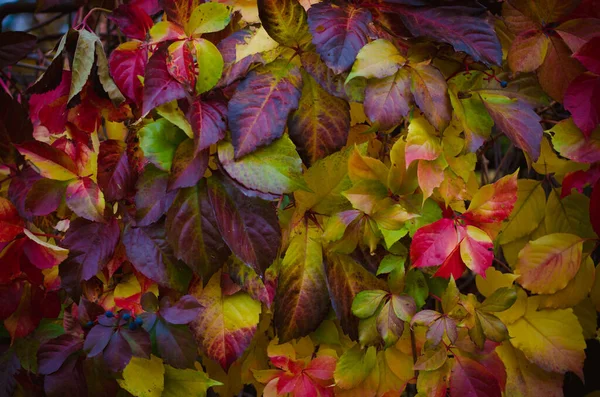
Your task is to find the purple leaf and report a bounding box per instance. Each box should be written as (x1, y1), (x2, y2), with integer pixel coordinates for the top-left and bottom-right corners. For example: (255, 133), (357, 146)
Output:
(43, 355), (87, 397)
(38, 334), (84, 375)
(109, 41), (147, 106)
(142, 47), (187, 117)
(0, 31), (37, 69)
(120, 327), (152, 358)
(307, 3), (372, 74)
(7, 166), (40, 219)
(300, 51), (349, 100)
(24, 178), (66, 216)
(217, 29), (260, 88)
(61, 218), (120, 281)
(78, 297), (105, 325)
(0, 348), (20, 397)
(394, 5), (502, 65)
(160, 295), (201, 324)
(364, 68), (413, 130)
(103, 331), (132, 372)
(165, 181), (230, 281)
(186, 97), (228, 153)
(135, 164), (177, 227)
(168, 140), (209, 191)
(84, 324), (114, 358)
(228, 60), (302, 158)
(123, 222), (192, 290)
(207, 173), (281, 275)
(142, 313), (198, 368)
(98, 140), (136, 202)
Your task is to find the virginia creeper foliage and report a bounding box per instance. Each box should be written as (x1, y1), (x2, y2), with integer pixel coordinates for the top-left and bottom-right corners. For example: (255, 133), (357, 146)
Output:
(1, 0), (600, 396)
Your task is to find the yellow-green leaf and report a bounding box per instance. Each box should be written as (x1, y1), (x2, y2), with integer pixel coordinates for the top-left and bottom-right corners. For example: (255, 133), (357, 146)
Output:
(346, 39), (405, 83)
(117, 355), (165, 397)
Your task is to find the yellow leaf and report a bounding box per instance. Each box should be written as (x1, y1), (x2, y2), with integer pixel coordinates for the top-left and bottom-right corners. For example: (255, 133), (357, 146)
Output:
(507, 298), (585, 378)
(533, 136), (587, 175)
(537, 257), (595, 309)
(475, 267), (519, 298)
(117, 355), (165, 397)
(545, 189), (597, 240)
(498, 179), (545, 245)
(163, 363), (222, 397)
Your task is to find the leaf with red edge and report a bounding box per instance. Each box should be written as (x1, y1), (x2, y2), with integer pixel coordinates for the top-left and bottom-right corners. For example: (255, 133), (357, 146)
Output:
(61, 218), (120, 281)
(227, 258), (274, 308)
(168, 139), (209, 191)
(165, 180), (230, 281)
(24, 179), (66, 216)
(450, 355), (502, 397)
(22, 230), (68, 270)
(564, 73), (600, 138)
(167, 40), (196, 89)
(4, 283), (57, 341)
(463, 172), (518, 225)
(123, 222), (192, 291)
(550, 118), (600, 163)
(142, 48), (187, 117)
(135, 164), (177, 227)
(38, 334), (84, 375)
(15, 141), (79, 181)
(190, 271), (261, 370)
(394, 5), (502, 65)
(459, 226), (494, 276)
(186, 97), (228, 153)
(480, 92), (543, 160)
(410, 218), (464, 279)
(108, 4), (153, 41)
(561, 165), (600, 197)
(307, 3), (372, 74)
(65, 177), (106, 223)
(98, 139), (136, 202)
(109, 41), (147, 106)
(288, 71), (350, 165)
(207, 173), (281, 275)
(325, 252), (387, 340)
(228, 60), (302, 158)
(0, 197), (24, 242)
(0, 31), (37, 69)
(364, 68), (413, 130)
(538, 36), (585, 102)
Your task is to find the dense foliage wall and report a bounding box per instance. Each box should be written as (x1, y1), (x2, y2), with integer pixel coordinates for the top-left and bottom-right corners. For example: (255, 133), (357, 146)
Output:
(1, 0), (600, 395)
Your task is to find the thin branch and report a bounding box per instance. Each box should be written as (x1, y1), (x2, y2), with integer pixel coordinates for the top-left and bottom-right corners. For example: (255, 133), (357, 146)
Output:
(26, 12), (68, 32)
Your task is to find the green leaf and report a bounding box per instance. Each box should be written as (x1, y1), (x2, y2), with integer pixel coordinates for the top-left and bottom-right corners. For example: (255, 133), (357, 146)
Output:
(69, 29), (96, 102)
(334, 345), (377, 389)
(186, 2), (232, 36)
(479, 287), (517, 312)
(405, 269), (428, 309)
(139, 119), (187, 171)
(163, 363), (222, 397)
(193, 38), (224, 95)
(377, 254), (406, 276)
(351, 290), (388, 319)
(258, 0), (311, 47)
(156, 100), (194, 139)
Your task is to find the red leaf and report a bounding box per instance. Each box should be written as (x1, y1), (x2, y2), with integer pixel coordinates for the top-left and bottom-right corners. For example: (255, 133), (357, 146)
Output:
(0, 239), (26, 284)
(463, 172), (518, 225)
(186, 97), (228, 153)
(451, 356), (502, 397)
(3, 283), (44, 341)
(142, 48), (187, 117)
(561, 165), (600, 197)
(166, 40), (196, 89)
(307, 3), (372, 74)
(411, 218), (462, 276)
(0, 197), (24, 242)
(98, 140), (136, 202)
(109, 41), (147, 106)
(564, 73), (600, 138)
(108, 4), (153, 41)
(573, 36), (600, 75)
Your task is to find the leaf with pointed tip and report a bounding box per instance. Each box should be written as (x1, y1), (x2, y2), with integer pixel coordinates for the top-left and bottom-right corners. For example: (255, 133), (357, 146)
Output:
(450, 356), (502, 397)
(347, 39), (405, 83)
(123, 222), (192, 291)
(334, 345), (377, 389)
(163, 363), (222, 396)
(61, 218), (120, 281)
(139, 118), (187, 172)
(207, 173), (281, 275)
(168, 140), (208, 191)
(307, 3), (372, 74)
(166, 40), (196, 89)
(107, 4), (153, 41)
(193, 38), (224, 95)
(410, 218), (463, 279)
(142, 48), (187, 117)
(0, 197), (24, 242)
(480, 92), (543, 160)
(65, 177), (105, 222)
(217, 29), (258, 88)
(288, 71), (350, 165)
(0, 31), (37, 69)
(275, 225), (329, 342)
(463, 171), (518, 225)
(38, 334), (84, 375)
(15, 141), (79, 181)
(538, 36), (585, 102)
(397, 5), (502, 65)
(258, 0), (310, 47)
(508, 31), (549, 73)
(98, 139), (135, 202)
(135, 165), (177, 227)
(218, 135), (308, 195)
(228, 60), (302, 158)
(156, 100), (194, 139)
(69, 30), (96, 102)
(227, 257), (273, 307)
(325, 252), (387, 340)
(405, 115), (442, 167)
(186, 2), (232, 36)
(109, 41), (147, 106)
(165, 180), (230, 281)
(550, 118), (600, 163)
(410, 63), (452, 131)
(564, 73), (600, 138)
(364, 68), (413, 130)
(190, 272), (261, 370)
(94, 41), (126, 106)
(186, 97), (227, 153)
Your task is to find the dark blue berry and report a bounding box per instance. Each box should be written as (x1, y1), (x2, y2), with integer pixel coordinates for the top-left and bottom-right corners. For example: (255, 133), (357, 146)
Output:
(128, 322), (138, 330)
(122, 313), (131, 321)
(500, 80), (508, 88)
(85, 321), (94, 328)
(134, 317), (144, 326)
(105, 310), (114, 318)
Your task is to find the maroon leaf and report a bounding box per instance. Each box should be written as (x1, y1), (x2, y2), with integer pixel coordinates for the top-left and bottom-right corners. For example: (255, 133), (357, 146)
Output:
(325, 252), (387, 340)
(564, 73), (600, 138)
(135, 164), (177, 227)
(300, 51), (350, 100)
(0, 32), (37, 69)
(186, 97), (228, 153)
(573, 36), (600, 74)
(207, 173), (281, 275)
(38, 334), (84, 375)
(364, 68), (413, 130)
(24, 179), (66, 216)
(165, 181), (230, 281)
(98, 139), (136, 202)
(43, 355), (87, 397)
(107, 4), (153, 41)
(0, 282), (23, 320)
(61, 218), (120, 281)
(307, 3), (372, 74)
(142, 311), (198, 368)
(168, 140), (209, 191)
(159, 295), (202, 324)
(0, 90), (33, 153)
(8, 166), (41, 220)
(288, 71), (350, 165)
(142, 48), (187, 117)
(394, 5), (502, 65)
(109, 41), (147, 106)
(228, 60), (302, 158)
(450, 355), (502, 397)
